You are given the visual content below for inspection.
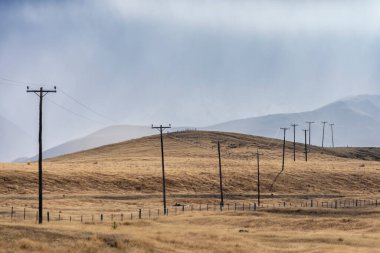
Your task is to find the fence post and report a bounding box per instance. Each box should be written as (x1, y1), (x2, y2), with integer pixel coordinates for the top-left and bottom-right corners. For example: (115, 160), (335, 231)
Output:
(166, 208), (169, 216)
(131, 213), (133, 220)
(47, 211), (50, 222)
(24, 208), (26, 221)
(311, 200), (313, 208)
(139, 209), (142, 220)
(149, 209), (151, 219)
(70, 216), (72, 222)
(11, 207), (13, 221)
(254, 203), (257, 211)
(335, 201), (338, 209)
(182, 205), (185, 212)
(227, 203), (230, 211)
(101, 214), (103, 223)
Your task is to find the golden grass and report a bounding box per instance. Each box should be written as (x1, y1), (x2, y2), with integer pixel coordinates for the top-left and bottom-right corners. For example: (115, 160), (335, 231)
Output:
(0, 131), (380, 252)
(1, 208), (380, 253)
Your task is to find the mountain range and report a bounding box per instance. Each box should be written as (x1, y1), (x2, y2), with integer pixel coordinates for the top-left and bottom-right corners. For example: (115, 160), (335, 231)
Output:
(4, 94), (380, 162)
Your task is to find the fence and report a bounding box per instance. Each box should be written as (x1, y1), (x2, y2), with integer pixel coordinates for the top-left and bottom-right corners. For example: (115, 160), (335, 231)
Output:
(0, 198), (379, 224)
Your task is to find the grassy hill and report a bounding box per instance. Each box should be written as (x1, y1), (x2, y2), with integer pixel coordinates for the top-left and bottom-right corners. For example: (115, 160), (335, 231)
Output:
(1, 131), (379, 201)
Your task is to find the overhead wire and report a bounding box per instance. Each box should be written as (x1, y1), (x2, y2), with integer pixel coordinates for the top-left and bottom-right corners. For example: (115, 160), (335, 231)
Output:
(46, 98), (105, 125)
(0, 75), (115, 126)
(57, 87), (117, 124)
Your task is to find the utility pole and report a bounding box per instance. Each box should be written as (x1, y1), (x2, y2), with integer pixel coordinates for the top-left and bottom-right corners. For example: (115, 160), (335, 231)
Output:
(27, 86), (57, 224)
(305, 121), (315, 148)
(330, 123), (335, 148)
(152, 124), (171, 215)
(303, 129), (308, 161)
(256, 149), (263, 206)
(290, 123), (298, 161)
(321, 121), (328, 148)
(217, 141), (224, 210)
(280, 127), (290, 172)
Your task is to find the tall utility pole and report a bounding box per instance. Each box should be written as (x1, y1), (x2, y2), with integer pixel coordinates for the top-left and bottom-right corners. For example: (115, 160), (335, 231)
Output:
(305, 121), (315, 148)
(152, 124), (171, 215)
(303, 129), (308, 161)
(321, 121), (328, 148)
(256, 149), (263, 206)
(280, 127), (290, 172)
(217, 141), (224, 210)
(290, 123), (298, 161)
(330, 123), (335, 148)
(27, 86), (57, 224)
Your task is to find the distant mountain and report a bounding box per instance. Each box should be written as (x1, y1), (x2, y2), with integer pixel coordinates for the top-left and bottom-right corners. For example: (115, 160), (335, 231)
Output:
(204, 94), (380, 147)
(0, 115), (35, 162)
(15, 94), (380, 162)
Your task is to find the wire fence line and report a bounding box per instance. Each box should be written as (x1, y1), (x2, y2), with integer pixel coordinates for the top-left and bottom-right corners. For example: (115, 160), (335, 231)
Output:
(1, 198), (379, 224)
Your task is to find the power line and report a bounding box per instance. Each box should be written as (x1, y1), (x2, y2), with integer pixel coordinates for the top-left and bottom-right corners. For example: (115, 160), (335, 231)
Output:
(0, 81), (24, 87)
(57, 87), (117, 124)
(0, 75), (115, 124)
(46, 98), (105, 125)
(0, 76), (42, 86)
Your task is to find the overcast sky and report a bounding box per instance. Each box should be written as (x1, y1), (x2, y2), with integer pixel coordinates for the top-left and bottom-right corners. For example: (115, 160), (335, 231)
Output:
(1, 0), (380, 148)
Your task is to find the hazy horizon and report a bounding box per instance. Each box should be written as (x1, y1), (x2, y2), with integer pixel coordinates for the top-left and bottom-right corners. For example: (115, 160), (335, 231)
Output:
(1, 0), (380, 152)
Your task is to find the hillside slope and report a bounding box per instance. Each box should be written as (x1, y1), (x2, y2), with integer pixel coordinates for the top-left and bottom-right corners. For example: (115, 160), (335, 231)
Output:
(2, 131), (380, 201)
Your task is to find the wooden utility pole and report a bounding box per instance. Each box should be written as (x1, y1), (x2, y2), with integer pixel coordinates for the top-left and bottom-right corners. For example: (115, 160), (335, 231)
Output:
(256, 149), (263, 206)
(303, 129), (308, 161)
(280, 128), (289, 172)
(27, 86), (56, 224)
(152, 124), (171, 215)
(305, 121), (315, 148)
(321, 121), (328, 148)
(290, 124), (298, 161)
(330, 123), (335, 148)
(217, 141), (224, 210)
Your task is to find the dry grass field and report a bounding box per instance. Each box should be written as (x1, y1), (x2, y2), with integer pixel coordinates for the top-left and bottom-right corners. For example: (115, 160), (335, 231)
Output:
(0, 130), (380, 252)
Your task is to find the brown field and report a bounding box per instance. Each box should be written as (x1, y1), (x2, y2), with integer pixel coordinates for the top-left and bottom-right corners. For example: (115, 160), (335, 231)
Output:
(0, 130), (380, 252)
